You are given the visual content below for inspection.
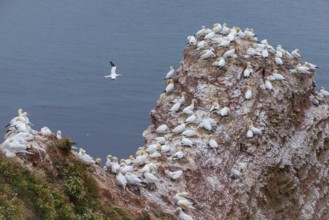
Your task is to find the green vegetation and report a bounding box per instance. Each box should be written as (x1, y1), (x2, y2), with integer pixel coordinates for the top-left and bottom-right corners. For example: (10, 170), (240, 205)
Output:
(0, 137), (132, 220)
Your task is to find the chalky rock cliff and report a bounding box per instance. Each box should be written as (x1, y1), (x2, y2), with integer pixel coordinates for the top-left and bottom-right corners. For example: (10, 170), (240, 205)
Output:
(1, 24), (329, 220)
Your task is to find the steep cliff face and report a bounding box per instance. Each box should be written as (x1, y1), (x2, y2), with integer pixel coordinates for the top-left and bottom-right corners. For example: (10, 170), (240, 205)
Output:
(1, 24), (329, 220)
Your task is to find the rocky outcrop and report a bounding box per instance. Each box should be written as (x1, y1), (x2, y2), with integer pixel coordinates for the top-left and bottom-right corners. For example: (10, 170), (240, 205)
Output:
(1, 24), (329, 220)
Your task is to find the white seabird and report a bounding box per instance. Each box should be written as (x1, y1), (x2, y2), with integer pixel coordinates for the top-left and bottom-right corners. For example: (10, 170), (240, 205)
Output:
(56, 130), (62, 139)
(165, 170), (183, 180)
(245, 88), (252, 100)
(275, 56), (283, 65)
(196, 40), (207, 50)
(156, 124), (169, 133)
(181, 136), (193, 147)
(320, 87), (329, 97)
(143, 171), (159, 184)
(104, 61), (121, 80)
(243, 62), (253, 78)
(165, 66), (175, 79)
(41, 127), (51, 136)
(172, 123), (186, 134)
(185, 114), (196, 124)
(223, 48), (236, 58)
(187, 36), (197, 45)
(272, 71), (285, 80)
(219, 106), (230, 117)
(217, 57), (225, 69)
(176, 207), (193, 220)
(165, 79), (175, 93)
(291, 49), (301, 59)
(265, 80), (273, 91)
(125, 172), (143, 185)
(208, 135), (219, 150)
(116, 169), (127, 189)
(183, 99), (197, 115)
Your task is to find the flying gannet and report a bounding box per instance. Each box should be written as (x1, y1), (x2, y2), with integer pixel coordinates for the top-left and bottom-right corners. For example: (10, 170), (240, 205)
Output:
(104, 61), (121, 80)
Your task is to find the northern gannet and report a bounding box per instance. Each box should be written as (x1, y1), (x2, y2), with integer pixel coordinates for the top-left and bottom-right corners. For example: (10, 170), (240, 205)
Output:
(275, 56), (283, 65)
(41, 127), (51, 136)
(210, 102), (220, 113)
(221, 23), (230, 34)
(111, 157), (120, 174)
(77, 148), (95, 165)
(217, 57), (225, 69)
(177, 199), (195, 210)
(305, 62), (318, 70)
(170, 101), (182, 113)
(247, 47), (261, 57)
(172, 123), (186, 134)
(204, 31), (215, 40)
(125, 172), (143, 185)
(320, 87), (329, 97)
(181, 136), (193, 147)
(219, 39), (230, 47)
(196, 26), (207, 37)
(105, 155), (112, 171)
(95, 158), (102, 165)
(213, 23), (222, 33)
(223, 48), (236, 58)
(292, 49), (301, 59)
(183, 99), (197, 115)
(199, 115), (213, 131)
(176, 207), (193, 220)
(187, 36), (197, 45)
(134, 151), (148, 166)
(296, 64), (311, 74)
(182, 129), (197, 137)
(116, 169), (127, 189)
(165, 66), (175, 79)
(161, 141), (171, 153)
(185, 114), (196, 124)
(219, 107), (230, 117)
(173, 147), (184, 160)
(208, 135), (219, 150)
(246, 129), (253, 139)
(262, 48), (269, 58)
(165, 79), (175, 93)
(196, 40), (207, 50)
(249, 122), (262, 135)
(143, 171), (159, 183)
(104, 61), (121, 80)
(156, 124), (169, 133)
(265, 80), (273, 91)
(149, 150), (161, 158)
(165, 170), (183, 180)
(119, 159), (133, 174)
(272, 71), (285, 80)
(155, 136), (166, 145)
(199, 48), (215, 60)
(245, 28), (256, 38)
(56, 130), (62, 139)
(245, 88), (252, 100)
(243, 62), (253, 78)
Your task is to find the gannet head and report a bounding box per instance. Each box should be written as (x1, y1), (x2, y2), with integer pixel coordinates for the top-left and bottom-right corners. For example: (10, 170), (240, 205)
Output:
(112, 157), (118, 162)
(129, 155), (134, 160)
(79, 148), (84, 153)
(175, 207), (182, 212)
(192, 99), (198, 104)
(106, 154), (112, 160)
(170, 65), (174, 69)
(223, 23), (227, 27)
(201, 25), (206, 29)
(181, 91), (186, 96)
(320, 87), (325, 90)
(18, 108), (23, 116)
(95, 158), (101, 164)
(120, 159), (126, 164)
(165, 170), (170, 175)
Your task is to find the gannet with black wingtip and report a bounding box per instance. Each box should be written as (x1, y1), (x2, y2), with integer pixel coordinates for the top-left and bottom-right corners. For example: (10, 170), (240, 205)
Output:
(183, 99), (197, 115)
(165, 79), (175, 93)
(176, 207), (193, 220)
(125, 172), (143, 186)
(219, 39), (230, 47)
(155, 136), (166, 145)
(243, 62), (253, 78)
(199, 114), (213, 131)
(247, 47), (261, 57)
(204, 31), (215, 40)
(165, 169), (183, 180)
(134, 151), (148, 166)
(210, 102), (220, 113)
(305, 62), (318, 70)
(104, 61), (121, 80)
(173, 147), (184, 160)
(217, 57), (225, 69)
(245, 28), (256, 38)
(262, 48), (269, 58)
(181, 136), (193, 147)
(161, 141), (171, 153)
(165, 66), (175, 79)
(292, 49), (301, 59)
(187, 36), (197, 45)
(296, 64), (311, 74)
(170, 100), (182, 113)
(182, 128), (197, 137)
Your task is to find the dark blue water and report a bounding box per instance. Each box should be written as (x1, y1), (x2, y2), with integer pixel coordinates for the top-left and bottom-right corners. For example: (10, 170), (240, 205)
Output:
(1, 0), (328, 159)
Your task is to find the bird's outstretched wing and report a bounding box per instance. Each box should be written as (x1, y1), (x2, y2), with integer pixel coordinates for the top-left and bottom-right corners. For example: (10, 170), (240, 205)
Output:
(110, 61), (116, 67)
